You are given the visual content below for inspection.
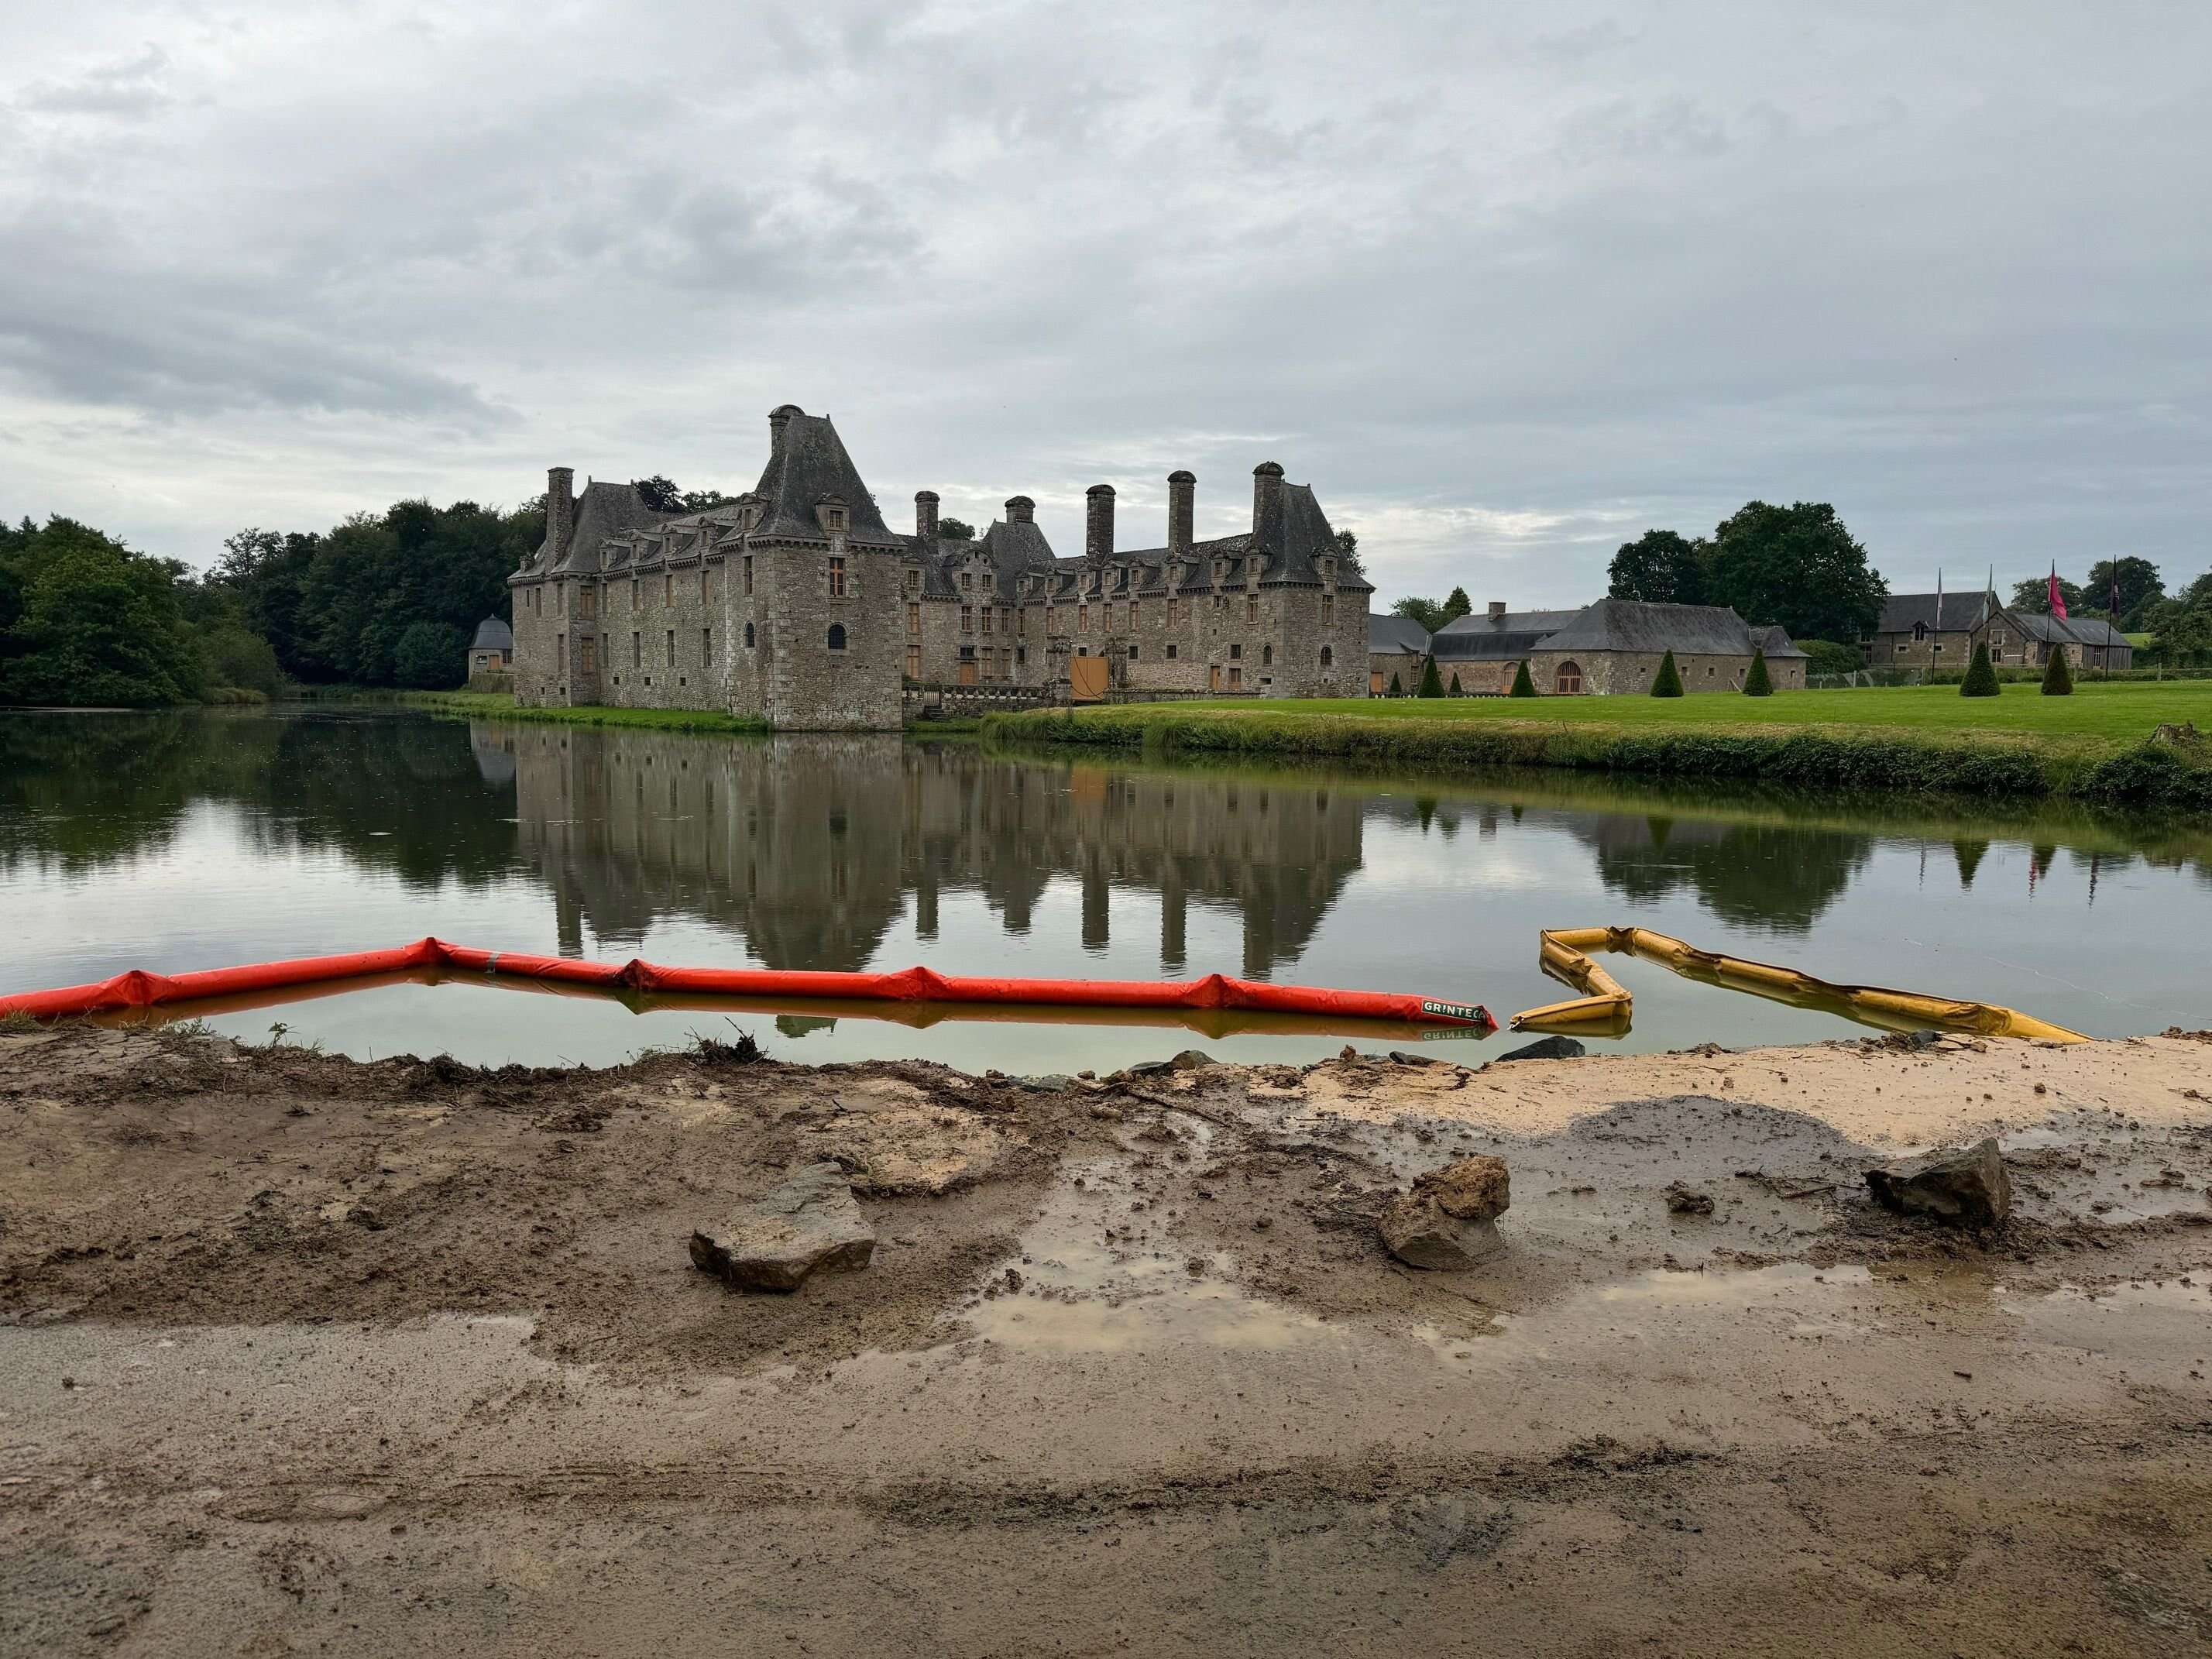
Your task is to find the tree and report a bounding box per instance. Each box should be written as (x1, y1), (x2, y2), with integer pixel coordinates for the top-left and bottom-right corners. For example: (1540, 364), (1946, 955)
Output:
(1608, 529), (1709, 605)
(1795, 637), (1864, 678)
(1387, 670), (1403, 696)
(631, 475), (684, 512)
(1334, 528), (1360, 565)
(0, 518), (205, 706)
(1650, 650), (1683, 697)
(393, 620), (469, 689)
(1442, 586), (1473, 622)
(1393, 595), (1448, 633)
(2155, 603), (2212, 660)
(937, 517), (977, 541)
(1509, 660), (1537, 698)
(2040, 643), (2074, 696)
(1960, 641), (1999, 697)
(1743, 648), (1772, 696)
(1417, 656), (1445, 698)
(679, 486), (737, 513)
(1704, 502), (1885, 644)
(2083, 556), (2163, 628)
(2011, 575), (2086, 616)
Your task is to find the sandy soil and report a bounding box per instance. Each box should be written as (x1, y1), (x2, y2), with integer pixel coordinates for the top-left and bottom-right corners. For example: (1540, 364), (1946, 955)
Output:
(4, 1022), (2211, 1656)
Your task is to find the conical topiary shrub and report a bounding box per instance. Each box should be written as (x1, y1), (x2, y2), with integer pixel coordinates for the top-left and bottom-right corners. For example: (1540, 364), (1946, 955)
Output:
(1388, 671), (1403, 696)
(1417, 656), (1445, 698)
(1448, 672), (1462, 696)
(1650, 650), (1684, 697)
(1743, 648), (1773, 696)
(1509, 660), (1537, 698)
(1960, 641), (1999, 697)
(2041, 644), (2074, 696)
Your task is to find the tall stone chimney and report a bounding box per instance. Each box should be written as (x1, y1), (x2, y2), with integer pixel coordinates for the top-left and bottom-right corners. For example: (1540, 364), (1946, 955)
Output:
(547, 467), (575, 565)
(1167, 470), (1195, 559)
(1489, 601), (1507, 621)
(1085, 484), (1115, 563)
(1005, 494), (1036, 525)
(768, 403), (803, 448)
(1251, 461), (1284, 544)
(915, 489), (939, 540)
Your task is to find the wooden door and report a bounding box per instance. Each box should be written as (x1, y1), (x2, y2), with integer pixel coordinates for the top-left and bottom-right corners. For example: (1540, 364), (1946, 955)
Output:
(1069, 655), (1109, 702)
(957, 659), (979, 686)
(1208, 664), (1222, 692)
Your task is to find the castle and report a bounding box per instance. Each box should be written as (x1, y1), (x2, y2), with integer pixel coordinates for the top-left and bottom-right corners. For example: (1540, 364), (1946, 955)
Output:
(508, 405), (1373, 730)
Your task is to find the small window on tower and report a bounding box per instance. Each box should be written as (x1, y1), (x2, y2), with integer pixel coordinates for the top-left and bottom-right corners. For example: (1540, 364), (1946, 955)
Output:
(829, 557), (847, 597)
(827, 623), (847, 651)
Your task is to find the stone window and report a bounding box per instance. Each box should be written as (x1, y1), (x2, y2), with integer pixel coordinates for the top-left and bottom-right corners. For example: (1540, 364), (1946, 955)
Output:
(1320, 558), (1334, 582)
(1166, 643), (1177, 660)
(1932, 644), (1944, 654)
(700, 569), (710, 603)
(579, 586), (597, 620)
(983, 572), (994, 593)
(580, 637), (596, 672)
(1212, 595), (1225, 615)
(1555, 660), (1583, 693)
(1016, 646), (1026, 665)
(1321, 595), (1335, 626)
(1079, 604), (1089, 632)
(825, 507), (847, 532)
(1128, 644), (1139, 660)
(829, 557), (847, 597)
(744, 557), (754, 596)
(1130, 599), (1142, 626)
(1230, 643), (1242, 661)
(907, 603), (921, 637)
(960, 606), (974, 634)
(905, 645), (920, 678)
(960, 572), (972, 591)
(744, 622), (756, 648)
(1245, 596), (1259, 625)
(1017, 610), (1026, 637)
(631, 576), (641, 609)
(1213, 560), (1224, 582)
(665, 575), (674, 605)
(905, 568), (919, 595)
(1320, 645), (1334, 668)
(984, 607), (997, 635)
(632, 631), (642, 670)
(1895, 643), (1908, 654)
(667, 629), (676, 665)
(827, 623), (847, 652)
(1262, 643), (1273, 666)
(702, 627), (713, 662)
(1913, 621), (1928, 641)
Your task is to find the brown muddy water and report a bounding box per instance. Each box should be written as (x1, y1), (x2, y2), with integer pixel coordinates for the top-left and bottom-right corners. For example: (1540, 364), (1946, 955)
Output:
(2, 706), (2206, 1070)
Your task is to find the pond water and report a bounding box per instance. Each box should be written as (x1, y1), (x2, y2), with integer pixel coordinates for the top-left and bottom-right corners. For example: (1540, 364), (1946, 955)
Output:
(2, 707), (2206, 1070)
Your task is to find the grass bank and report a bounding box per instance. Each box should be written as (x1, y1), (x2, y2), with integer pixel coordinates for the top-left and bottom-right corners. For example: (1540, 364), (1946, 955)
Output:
(984, 682), (2212, 812)
(395, 691), (770, 735)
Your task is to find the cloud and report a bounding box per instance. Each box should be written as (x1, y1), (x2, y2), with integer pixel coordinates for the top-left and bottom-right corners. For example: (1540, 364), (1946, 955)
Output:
(0, 0), (2204, 603)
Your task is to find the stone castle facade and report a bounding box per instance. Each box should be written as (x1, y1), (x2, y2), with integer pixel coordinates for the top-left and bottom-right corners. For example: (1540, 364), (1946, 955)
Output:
(508, 405), (1373, 730)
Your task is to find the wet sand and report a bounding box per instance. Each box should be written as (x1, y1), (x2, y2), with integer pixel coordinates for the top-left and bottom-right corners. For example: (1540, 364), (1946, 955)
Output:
(3, 1023), (2210, 1655)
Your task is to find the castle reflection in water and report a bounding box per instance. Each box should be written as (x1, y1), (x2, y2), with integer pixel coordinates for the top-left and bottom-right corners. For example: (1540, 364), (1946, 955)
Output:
(488, 728), (1373, 976)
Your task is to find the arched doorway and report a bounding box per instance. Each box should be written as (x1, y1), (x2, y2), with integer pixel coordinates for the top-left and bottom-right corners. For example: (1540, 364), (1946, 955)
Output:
(1554, 660), (1583, 694)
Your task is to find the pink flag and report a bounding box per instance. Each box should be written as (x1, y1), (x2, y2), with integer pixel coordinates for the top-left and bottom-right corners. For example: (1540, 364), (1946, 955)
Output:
(2048, 566), (2068, 619)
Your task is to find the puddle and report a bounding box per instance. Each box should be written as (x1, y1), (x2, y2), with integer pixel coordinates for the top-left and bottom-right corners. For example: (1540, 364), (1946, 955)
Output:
(962, 1156), (1336, 1354)
(2009, 1279), (2212, 1373)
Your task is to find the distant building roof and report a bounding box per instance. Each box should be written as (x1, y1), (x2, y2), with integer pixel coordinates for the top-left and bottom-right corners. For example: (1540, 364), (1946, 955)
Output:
(471, 617), (514, 651)
(1537, 597), (1764, 658)
(1750, 623), (1808, 659)
(2007, 610), (2130, 648)
(1430, 608), (1585, 662)
(1369, 615), (1430, 654)
(1876, 592), (1997, 634)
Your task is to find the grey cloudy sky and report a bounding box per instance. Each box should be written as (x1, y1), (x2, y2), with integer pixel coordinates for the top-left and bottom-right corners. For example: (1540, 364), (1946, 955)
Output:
(3, 2), (2207, 606)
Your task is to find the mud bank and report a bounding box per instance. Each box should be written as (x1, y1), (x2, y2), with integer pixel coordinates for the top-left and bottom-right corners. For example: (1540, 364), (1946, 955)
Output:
(5, 1024), (2211, 1655)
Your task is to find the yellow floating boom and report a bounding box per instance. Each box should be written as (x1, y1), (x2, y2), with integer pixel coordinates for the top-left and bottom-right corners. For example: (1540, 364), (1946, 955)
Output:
(1511, 925), (2089, 1044)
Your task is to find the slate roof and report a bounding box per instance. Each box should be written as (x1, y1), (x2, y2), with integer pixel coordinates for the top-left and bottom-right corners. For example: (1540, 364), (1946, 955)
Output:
(1369, 615), (1431, 654)
(1875, 592), (1999, 634)
(1429, 608), (1585, 662)
(471, 617), (514, 652)
(1537, 598), (1768, 658)
(2007, 610), (2131, 649)
(1750, 623), (1808, 659)
(746, 410), (904, 548)
(520, 480), (673, 581)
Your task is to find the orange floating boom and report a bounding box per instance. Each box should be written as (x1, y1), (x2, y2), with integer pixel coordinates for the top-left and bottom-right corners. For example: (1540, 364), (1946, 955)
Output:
(0, 937), (1494, 1030)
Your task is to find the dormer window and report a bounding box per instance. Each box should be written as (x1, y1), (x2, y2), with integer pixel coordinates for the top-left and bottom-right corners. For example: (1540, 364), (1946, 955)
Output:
(1319, 558), (1334, 582)
(1212, 560), (1224, 582)
(826, 508), (846, 531)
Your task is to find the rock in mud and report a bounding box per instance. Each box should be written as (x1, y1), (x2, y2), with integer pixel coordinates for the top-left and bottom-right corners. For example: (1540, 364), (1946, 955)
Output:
(689, 1162), (875, 1292)
(1494, 1036), (1585, 1063)
(1864, 1138), (2012, 1228)
(1382, 1155), (1511, 1269)
(1665, 1183), (1714, 1216)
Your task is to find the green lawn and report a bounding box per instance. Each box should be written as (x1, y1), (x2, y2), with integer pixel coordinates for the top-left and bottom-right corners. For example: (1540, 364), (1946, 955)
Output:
(1077, 680), (2212, 754)
(396, 692), (768, 734)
